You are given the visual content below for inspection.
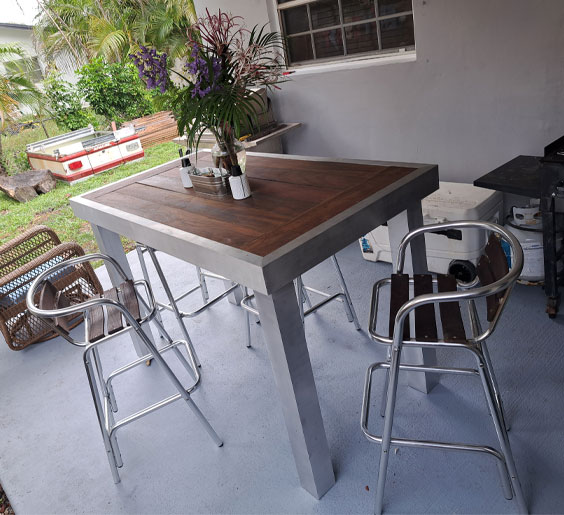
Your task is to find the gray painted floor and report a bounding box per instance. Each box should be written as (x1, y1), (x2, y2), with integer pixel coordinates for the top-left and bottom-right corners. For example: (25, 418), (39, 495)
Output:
(0, 243), (563, 514)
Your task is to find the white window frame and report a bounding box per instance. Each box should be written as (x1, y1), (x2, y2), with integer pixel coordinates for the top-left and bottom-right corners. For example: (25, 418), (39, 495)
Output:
(270, 0), (416, 72)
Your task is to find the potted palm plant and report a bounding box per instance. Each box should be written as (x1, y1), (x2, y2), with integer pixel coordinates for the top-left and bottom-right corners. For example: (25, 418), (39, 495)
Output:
(131, 9), (287, 197)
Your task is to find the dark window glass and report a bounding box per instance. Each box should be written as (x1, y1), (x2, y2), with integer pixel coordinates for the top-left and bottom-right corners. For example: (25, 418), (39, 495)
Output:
(282, 6), (310, 35)
(287, 34), (314, 62)
(279, 0), (414, 64)
(310, 0), (340, 30)
(380, 14), (414, 49)
(378, 0), (413, 16)
(342, 0), (375, 23)
(345, 22), (379, 55)
(314, 29), (344, 58)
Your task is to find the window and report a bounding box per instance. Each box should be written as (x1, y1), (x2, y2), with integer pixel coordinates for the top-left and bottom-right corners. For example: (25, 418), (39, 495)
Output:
(276, 0), (415, 67)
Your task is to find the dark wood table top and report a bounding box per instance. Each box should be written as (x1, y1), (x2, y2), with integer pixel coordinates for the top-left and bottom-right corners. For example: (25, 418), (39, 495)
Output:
(75, 152), (438, 293)
(85, 153), (419, 257)
(474, 155), (542, 197)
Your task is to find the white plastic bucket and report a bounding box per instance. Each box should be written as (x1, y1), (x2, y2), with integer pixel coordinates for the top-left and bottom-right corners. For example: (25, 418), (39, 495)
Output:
(506, 203), (545, 282)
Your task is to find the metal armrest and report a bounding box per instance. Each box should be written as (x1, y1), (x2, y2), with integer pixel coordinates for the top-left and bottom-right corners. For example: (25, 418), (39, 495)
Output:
(395, 221), (523, 275)
(26, 254), (149, 336)
(370, 267), (522, 350)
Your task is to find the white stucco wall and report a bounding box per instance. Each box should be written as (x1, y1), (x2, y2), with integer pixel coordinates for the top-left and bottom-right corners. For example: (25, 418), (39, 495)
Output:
(0, 24), (77, 84)
(0, 25), (36, 55)
(194, 0), (564, 183)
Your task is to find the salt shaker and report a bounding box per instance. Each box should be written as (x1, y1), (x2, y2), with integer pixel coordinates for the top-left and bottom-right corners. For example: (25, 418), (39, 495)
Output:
(179, 156), (194, 188)
(229, 165), (251, 200)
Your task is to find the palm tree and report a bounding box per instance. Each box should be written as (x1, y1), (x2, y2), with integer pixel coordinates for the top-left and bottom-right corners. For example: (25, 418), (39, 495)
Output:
(0, 44), (40, 174)
(34, 0), (198, 66)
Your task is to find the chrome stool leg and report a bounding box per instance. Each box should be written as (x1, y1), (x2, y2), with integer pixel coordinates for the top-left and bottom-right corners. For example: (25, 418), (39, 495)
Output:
(136, 243), (239, 364)
(481, 340), (511, 431)
(374, 347), (402, 515)
(469, 300), (510, 431)
(91, 345), (118, 413)
(136, 293), (199, 384)
(379, 347), (392, 418)
(196, 266), (210, 303)
(144, 246), (202, 368)
(83, 348), (122, 483)
(106, 401), (123, 468)
(298, 276), (312, 310)
(363, 358), (524, 515)
(244, 287), (252, 348)
(242, 255), (361, 349)
(90, 346), (123, 467)
(139, 331), (223, 448)
(301, 256), (361, 328)
(136, 245), (165, 339)
(241, 287), (259, 348)
(331, 255), (361, 330)
(476, 353), (527, 513)
(296, 277), (306, 323)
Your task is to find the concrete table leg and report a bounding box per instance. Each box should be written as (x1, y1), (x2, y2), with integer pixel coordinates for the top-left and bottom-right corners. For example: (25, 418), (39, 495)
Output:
(254, 282), (335, 499)
(388, 202), (439, 394)
(91, 224), (155, 357)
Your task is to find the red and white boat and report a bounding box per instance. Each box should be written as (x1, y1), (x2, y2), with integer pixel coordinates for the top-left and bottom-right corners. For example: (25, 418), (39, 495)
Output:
(26, 125), (144, 182)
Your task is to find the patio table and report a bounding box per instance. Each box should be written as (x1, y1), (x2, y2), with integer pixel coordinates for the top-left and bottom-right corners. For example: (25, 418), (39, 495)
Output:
(70, 151), (439, 499)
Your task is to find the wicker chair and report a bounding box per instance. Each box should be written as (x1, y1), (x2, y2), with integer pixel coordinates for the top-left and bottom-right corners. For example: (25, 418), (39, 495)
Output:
(0, 226), (102, 350)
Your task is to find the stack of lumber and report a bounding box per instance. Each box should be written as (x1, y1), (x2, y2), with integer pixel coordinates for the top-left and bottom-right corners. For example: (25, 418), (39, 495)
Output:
(124, 111), (178, 148)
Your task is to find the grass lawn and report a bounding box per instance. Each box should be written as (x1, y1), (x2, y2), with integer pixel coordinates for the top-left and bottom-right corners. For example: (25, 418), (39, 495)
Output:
(0, 141), (178, 259)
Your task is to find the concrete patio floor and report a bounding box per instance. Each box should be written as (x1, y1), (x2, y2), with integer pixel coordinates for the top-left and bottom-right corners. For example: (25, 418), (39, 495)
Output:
(0, 242), (563, 514)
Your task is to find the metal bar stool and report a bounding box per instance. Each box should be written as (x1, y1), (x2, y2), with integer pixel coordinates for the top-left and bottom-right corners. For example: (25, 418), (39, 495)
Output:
(361, 221), (527, 514)
(26, 253), (222, 484)
(241, 255), (361, 348)
(135, 244), (240, 364)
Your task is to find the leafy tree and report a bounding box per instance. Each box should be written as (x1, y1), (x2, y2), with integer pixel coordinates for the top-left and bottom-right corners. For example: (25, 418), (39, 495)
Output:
(77, 57), (153, 124)
(43, 74), (97, 131)
(35, 0), (197, 66)
(0, 44), (40, 174)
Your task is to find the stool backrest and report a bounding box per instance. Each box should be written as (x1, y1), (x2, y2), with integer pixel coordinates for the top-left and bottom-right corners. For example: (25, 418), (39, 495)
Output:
(392, 221), (523, 345)
(27, 253), (151, 347)
(477, 234), (511, 322)
(38, 279), (80, 334)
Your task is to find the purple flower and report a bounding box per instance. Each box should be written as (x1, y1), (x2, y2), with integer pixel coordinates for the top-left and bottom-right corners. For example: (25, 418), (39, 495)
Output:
(185, 43), (222, 98)
(129, 47), (169, 92)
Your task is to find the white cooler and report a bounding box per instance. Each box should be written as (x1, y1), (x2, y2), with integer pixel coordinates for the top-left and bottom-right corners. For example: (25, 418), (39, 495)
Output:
(359, 182), (503, 275)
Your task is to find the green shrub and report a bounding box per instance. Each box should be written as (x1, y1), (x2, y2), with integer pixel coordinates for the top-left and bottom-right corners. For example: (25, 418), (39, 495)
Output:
(0, 144), (30, 175)
(77, 57), (154, 124)
(0, 120), (63, 175)
(43, 75), (98, 131)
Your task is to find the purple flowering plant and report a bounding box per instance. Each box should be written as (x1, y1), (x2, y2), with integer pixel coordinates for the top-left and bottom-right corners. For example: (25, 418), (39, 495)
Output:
(130, 9), (287, 168)
(130, 46), (168, 94)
